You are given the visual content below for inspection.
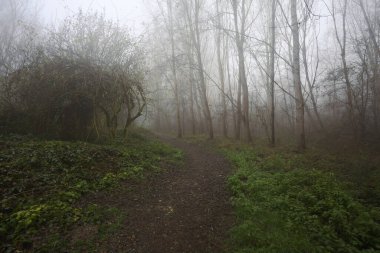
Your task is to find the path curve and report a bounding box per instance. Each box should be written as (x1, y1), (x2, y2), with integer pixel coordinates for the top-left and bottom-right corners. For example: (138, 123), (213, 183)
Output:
(82, 135), (234, 252)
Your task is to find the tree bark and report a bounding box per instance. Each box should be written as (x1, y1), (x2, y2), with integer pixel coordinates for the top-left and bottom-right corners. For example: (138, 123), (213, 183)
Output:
(358, 0), (379, 130)
(291, 0), (306, 151)
(232, 0), (252, 142)
(269, 0), (276, 146)
(301, 24), (324, 131)
(184, 0), (214, 139)
(168, 0), (182, 138)
(332, 0), (357, 139)
(216, 0), (228, 137)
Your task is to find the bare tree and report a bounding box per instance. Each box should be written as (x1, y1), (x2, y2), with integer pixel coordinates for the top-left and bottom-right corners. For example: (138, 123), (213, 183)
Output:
(269, 0), (276, 146)
(331, 0), (357, 139)
(358, 0), (379, 130)
(215, 0), (228, 137)
(301, 2), (324, 131)
(231, 0), (252, 142)
(291, 0), (306, 150)
(182, 0), (214, 139)
(144, 0), (380, 145)
(167, 0), (183, 138)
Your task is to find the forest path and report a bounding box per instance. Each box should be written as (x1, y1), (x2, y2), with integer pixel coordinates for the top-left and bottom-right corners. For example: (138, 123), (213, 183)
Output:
(81, 135), (234, 253)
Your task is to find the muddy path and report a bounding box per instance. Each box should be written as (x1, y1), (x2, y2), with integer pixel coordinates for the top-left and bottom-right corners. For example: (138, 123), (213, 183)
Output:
(76, 135), (234, 253)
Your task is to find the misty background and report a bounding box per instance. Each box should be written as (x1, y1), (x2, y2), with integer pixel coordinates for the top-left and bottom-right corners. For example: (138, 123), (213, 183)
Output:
(1, 0), (379, 148)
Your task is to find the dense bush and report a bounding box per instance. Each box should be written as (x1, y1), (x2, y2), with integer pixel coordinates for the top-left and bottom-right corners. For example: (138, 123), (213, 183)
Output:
(224, 146), (380, 253)
(0, 12), (146, 140)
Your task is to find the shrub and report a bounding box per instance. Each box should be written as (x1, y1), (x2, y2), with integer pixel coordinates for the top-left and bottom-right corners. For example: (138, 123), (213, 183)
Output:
(0, 12), (146, 140)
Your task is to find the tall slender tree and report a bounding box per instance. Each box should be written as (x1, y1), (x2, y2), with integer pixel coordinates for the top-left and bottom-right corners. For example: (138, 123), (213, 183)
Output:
(216, 0), (228, 137)
(331, 0), (357, 139)
(290, 0), (306, 150)
(167, 0), (182, 138)
(183, 0), (214, 139)
(231, 0), (252, 142)
(269, 0), (276, 146)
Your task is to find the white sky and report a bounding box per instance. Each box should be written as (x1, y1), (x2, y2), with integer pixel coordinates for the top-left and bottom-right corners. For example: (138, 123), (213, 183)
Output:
(40, 0), (150, 35)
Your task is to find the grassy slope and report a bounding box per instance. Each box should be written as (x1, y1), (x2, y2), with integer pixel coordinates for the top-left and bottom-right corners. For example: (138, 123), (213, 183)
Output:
(0, 129), (182, 252)
(214, 139), (380, 253)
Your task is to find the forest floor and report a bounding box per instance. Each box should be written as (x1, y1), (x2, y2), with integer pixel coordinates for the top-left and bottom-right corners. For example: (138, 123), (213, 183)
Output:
(71, 134), (234, 253)
(3, 132), (379, 252)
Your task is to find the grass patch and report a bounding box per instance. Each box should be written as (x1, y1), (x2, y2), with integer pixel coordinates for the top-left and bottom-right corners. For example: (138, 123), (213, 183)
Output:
(0, 130), (182, 252)
(220, 142), (380, 253)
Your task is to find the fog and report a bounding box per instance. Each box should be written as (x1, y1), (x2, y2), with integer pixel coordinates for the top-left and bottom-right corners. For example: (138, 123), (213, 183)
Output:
(40, 0), (149, 34)
(1, 0), (379, 148)
(1, 1), (380, 251)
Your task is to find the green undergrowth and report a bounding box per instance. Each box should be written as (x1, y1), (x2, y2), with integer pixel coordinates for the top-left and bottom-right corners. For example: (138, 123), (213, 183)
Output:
(0, 130), (182, 252)
(66, 204), (126, 253)
(218, 141), (380, 253)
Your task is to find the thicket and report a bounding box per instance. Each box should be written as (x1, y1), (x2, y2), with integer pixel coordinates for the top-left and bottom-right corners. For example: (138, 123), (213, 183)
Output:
(0, 130), (182, 252)
(0, 12), (146, 140)
(221, 143), (380, 253)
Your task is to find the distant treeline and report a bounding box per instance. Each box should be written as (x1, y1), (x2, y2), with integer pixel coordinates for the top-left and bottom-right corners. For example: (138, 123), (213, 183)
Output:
(145, 0), (380, 150)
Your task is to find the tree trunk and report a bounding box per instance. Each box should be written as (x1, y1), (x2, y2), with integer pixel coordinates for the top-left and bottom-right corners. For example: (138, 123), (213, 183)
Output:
(190, 65), (196, 135)
(193, 0), (213, 139)
(301, 26), (324, 131)
(168, 0), (182, 138)
(358, 0), (379, 130)
(187, 39), (197, 135)
(269, 0), (276, 146)
(291, 0), (306, 151)
(216, 0), (228, 138)
(226, 39), (237, 137)
(232, 0), (252, 142)
(332, 0), (357, 139)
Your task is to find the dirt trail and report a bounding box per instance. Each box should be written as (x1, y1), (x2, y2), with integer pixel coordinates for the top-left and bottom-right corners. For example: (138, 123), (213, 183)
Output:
(82, 135), (234, 253)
